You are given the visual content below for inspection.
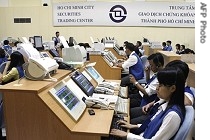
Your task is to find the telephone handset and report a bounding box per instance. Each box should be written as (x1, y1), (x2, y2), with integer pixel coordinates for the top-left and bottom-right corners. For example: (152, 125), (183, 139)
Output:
(85, 97), (110, 109)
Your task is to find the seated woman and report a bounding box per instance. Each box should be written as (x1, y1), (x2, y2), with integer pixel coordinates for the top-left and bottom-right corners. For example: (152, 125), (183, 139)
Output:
(110, 67), (186, 139)
(0, 51), (25, 85)
(0, 48), (8, 66)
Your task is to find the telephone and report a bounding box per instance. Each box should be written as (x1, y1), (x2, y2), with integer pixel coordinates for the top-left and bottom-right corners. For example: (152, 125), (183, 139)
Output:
(85, 97), (110, 109)
(23, 57), (59, 81)
(94, 86), (114, 95)
(98, 81), (119, 90)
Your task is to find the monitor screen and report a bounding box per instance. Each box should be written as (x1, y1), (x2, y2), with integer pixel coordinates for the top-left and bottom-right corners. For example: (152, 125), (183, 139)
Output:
(86, 67), (100, 80)
(71, 71), (95, 97)
(56, 85), (79, 110)
(34, 36), (44, 51)
(49, 81), (86, 121)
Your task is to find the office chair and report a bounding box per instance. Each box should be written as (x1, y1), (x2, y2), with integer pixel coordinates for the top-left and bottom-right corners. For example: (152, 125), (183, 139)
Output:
(137, 55), (148, 85)
(0, 61), (10, 76)
(190, 87), (195, 107)
(173, 106), (195, 140)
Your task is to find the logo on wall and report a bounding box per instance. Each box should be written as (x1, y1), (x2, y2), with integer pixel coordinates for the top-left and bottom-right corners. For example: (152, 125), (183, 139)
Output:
(109, 5), (127, 23)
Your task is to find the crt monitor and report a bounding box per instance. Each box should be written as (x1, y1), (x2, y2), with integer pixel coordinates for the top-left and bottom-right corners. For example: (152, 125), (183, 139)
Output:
(49, 81), (86, 121)
(71, 71), (95, 97)
(34, 36), (44, 51)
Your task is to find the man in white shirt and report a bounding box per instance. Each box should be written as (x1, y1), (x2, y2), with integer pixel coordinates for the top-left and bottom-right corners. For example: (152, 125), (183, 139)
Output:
(113, 42), (144, 87)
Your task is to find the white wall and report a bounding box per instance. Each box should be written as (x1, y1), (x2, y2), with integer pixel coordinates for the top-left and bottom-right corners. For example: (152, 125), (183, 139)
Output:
(0, 0), (195, 51)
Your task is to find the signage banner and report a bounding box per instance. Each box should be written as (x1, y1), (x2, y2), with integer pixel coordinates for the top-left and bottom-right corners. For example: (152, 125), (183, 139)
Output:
(53, 2), (195, 27)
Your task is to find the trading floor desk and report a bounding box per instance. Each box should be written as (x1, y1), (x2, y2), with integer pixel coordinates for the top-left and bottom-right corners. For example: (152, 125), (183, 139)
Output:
(89, 54), (122, 80)
(0, 69), (115, 140)
(158, 51), (181, 66)
(187, 63), (195, 88)
(142, 44), (150, 56)
(149, 47), (162, 55)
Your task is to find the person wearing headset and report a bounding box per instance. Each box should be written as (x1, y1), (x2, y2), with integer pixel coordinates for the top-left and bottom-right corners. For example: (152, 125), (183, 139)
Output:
(129, 53), (164, 109)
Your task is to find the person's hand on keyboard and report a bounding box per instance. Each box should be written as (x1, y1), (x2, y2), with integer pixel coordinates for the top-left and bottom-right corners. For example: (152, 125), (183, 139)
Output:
(110, 129), (128, 138)
(117, 120), (138, 129)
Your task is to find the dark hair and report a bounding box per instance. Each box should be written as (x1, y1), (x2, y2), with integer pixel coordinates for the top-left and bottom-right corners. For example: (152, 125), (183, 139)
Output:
(3, 40), (9, 45)
(165, 60), (189, 81)
(137, 41), (142, 46)
(184, 48), (195, 54)
(175, 44), (181, 50)
(162, 42), (166, 46)
(148, 53), (164, 67)
(56, 31), (59, 34)
(125, 42), (135, 51)
(157, 67), (186, 116)
(0, 48), (6, 58)
(14, 41), (20, 47)
(181, 45), (185, 50)
(8, 51), (25, 71)
(166, 40), (172, 44)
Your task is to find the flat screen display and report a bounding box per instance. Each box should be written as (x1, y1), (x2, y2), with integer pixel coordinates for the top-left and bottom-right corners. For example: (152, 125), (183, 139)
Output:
(71, 71), (94, 97)
(55, 85), (79, 110)
(34, 36), (44, 51)
(49, 81), (86, 121)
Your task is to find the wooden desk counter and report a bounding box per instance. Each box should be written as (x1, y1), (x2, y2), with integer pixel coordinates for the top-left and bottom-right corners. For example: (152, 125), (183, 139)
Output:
(142, 45), (150, 56)
(89, 54), (122, 80)
(187, 63), (195, 88)
(0, 69), (115, 140)
(158, 51), (181, 66)
(149, 47), (162, 55)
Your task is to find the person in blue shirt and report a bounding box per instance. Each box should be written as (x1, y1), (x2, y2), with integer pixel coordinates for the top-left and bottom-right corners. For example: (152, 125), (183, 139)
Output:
(129, 53), (164, 109)
(113, 42), (144, 87)
(130, 60), (194, 124)
(110, 67), (186, 140)
(0, 48), (8, 66)
(53, 31), (61, 47)
(162, 40), (172, 51)
(2, 40), (12, 57)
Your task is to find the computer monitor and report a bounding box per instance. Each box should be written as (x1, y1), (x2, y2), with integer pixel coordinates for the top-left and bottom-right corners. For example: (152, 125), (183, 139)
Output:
(49, 81), (86, 121)
(71, 71), (95, 97)
(34, 36), (44, 51)
(85, 66), (104, 84)
(49, 49), (60, 57)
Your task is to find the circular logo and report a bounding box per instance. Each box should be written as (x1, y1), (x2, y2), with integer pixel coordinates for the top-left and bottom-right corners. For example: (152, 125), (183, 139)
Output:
(109, 5), (127, 23)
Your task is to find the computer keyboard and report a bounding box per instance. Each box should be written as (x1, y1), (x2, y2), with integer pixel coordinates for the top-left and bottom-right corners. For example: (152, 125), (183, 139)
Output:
(114, 97), (128, 116)
(119, 86), (128, 98)
(101, 114), (127, 140)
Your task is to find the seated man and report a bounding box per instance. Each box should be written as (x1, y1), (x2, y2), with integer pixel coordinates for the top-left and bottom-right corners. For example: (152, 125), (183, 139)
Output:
(129, 53), (164, 108)
(113, 42), (144, 87)
(130, 60), (195, 124)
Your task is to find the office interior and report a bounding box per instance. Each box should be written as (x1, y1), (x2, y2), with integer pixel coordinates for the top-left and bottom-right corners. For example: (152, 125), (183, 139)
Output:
(0, 0), (195, 52)
(0, 0), (195, 140)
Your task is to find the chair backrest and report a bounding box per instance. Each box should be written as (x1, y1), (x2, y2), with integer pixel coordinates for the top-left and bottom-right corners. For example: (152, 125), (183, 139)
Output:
(173, 106), (195, 140)
(0, 61), (10, 75)
(140, 55), (148, 69)
(190, 87), (195, 108)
